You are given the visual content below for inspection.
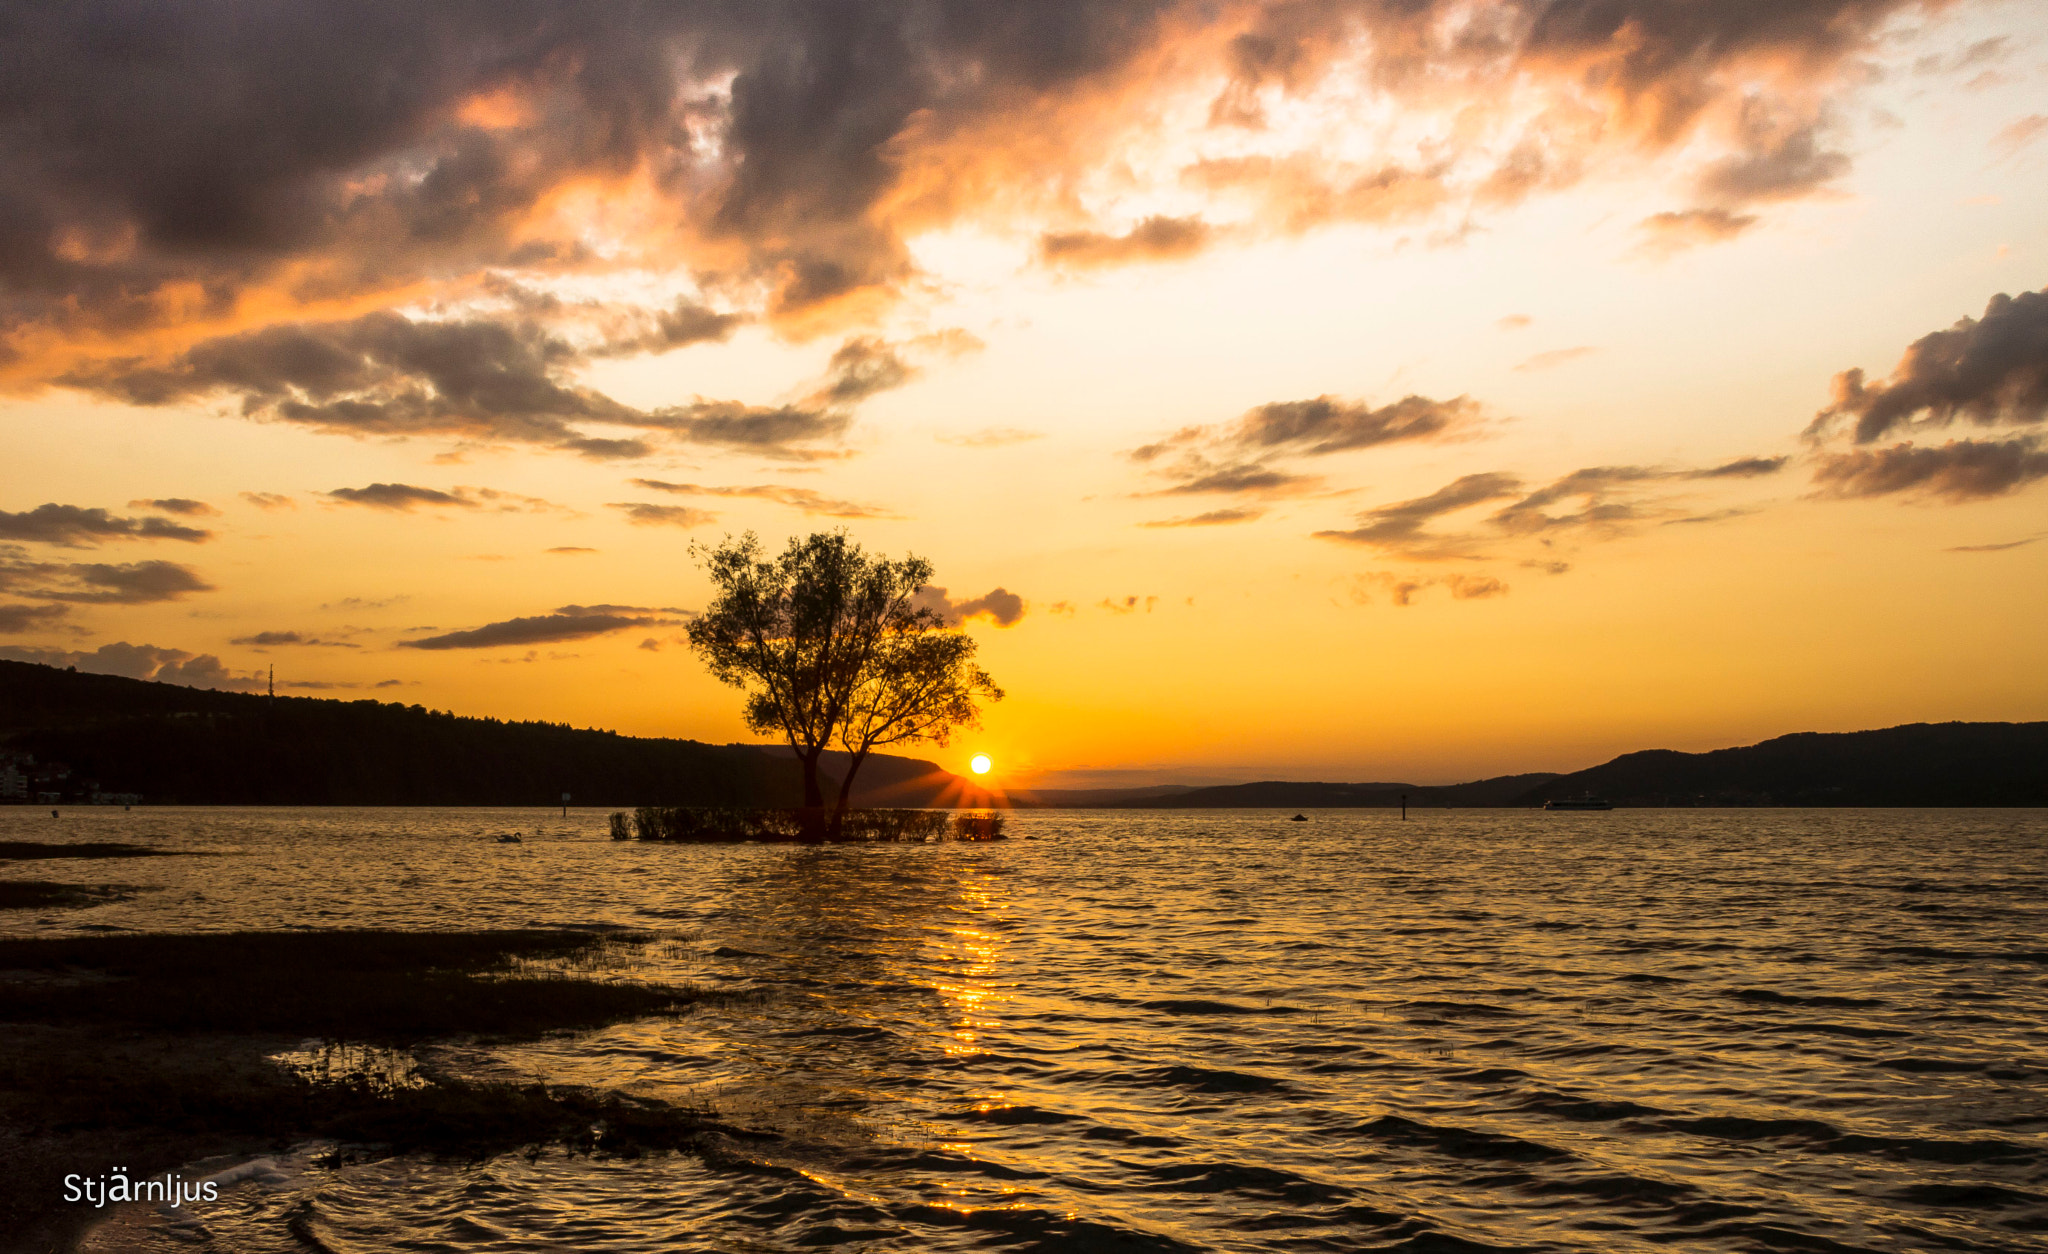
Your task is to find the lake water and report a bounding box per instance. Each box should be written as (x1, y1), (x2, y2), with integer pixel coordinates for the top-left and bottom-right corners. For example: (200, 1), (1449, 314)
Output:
(6, 806), (2047, 1252)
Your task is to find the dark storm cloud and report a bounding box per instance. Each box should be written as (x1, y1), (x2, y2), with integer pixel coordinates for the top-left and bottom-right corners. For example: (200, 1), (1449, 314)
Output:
(0, 0), (1190, 352)
(1808, 288), (2048, 445)
(1810, 436), (2048, 501)
(0, 503), (210, 546)
(400, 608), (678, 650)
(0, 0), (1935, 393)
(631, 479), (898, 519)
(1214, 0), (1920, 133)
(911, 585), (1027, 627)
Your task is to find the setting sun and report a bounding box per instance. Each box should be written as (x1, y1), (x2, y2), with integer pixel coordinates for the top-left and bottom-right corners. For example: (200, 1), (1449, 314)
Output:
(969, 754), (992, 775)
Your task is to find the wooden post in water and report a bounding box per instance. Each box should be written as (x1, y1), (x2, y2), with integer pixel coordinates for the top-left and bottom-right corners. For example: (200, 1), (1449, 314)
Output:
(1400, 793), (1407, 821)
(561, 791), (570, 818)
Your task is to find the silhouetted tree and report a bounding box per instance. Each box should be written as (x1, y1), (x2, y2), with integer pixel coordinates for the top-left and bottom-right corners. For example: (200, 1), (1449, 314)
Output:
(686, 531), (1002, 837)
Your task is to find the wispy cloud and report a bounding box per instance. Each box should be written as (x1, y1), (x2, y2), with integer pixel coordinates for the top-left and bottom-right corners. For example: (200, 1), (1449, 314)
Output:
(229, 630), (360, 648)
(607, 503), (718, 528)
(630, 479), (899, 519)
(399, 605), (687, 651)
(938, 428), (1044, 449)
(324, 484), (567, 513)
(1350, 571), (1510, 607)
(1317, 456), (1787, 560)
(1140, 507), (1266, 528)
(911, 585), (1027, 627)
(0, 504), (211, 546)
(1132, 392), (1480, 498)
(129, 498), (218, 517)
(1514, 347), (1600, 373)
(0, 547), (214, 604)
(1040, 216), (1215, 269)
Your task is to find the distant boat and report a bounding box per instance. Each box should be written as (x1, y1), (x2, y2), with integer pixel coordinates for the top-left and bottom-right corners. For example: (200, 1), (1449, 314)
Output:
(1544, 797), (1613, 811)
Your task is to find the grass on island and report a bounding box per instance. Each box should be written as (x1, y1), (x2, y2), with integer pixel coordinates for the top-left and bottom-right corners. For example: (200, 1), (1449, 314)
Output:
(614, 805), (1007, 843)
(0, 929), (751, 1254)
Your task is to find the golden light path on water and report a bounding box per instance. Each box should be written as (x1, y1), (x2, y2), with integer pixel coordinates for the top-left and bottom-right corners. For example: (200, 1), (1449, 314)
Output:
(7, 805), (2045, 1252)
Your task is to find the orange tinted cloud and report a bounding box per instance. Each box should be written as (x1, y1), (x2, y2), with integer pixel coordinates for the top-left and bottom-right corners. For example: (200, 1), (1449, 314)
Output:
(0, 0), (1952, 435)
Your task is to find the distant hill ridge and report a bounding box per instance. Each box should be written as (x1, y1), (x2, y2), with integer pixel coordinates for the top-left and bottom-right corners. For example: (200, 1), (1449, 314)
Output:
(0, 659), (967, 807)
(1108, 774), (1560, 809)
(2, 661), (2040, 806)
(1513, 721), (2048, 808)
(1105, 722), (2046, 809)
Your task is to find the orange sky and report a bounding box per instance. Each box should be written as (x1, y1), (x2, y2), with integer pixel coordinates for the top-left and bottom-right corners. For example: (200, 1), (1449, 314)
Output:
(2, 0), (2044, 785)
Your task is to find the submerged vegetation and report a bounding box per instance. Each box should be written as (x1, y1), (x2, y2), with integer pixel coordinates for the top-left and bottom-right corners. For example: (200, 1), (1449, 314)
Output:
(614, 805), (1007, 843)
(0, 929), (738, 1254)
(0, 881), (138, 910)
(0, 840), (193, 860)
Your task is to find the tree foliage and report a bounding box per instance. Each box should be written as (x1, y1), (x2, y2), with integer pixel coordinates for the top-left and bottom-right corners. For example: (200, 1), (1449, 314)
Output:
(685, 531), (1002, 835)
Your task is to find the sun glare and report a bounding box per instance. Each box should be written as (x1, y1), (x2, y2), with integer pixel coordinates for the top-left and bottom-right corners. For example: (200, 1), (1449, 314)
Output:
(969, 754), (992, 775)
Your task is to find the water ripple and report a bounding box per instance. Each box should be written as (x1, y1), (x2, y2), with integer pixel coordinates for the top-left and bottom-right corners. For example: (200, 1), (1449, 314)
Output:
(12, 805), (2047, 1252)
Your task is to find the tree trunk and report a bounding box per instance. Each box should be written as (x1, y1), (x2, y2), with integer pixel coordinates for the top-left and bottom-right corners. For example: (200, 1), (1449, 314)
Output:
(828, 748), (871, 840)
(798, 743), (826, 841)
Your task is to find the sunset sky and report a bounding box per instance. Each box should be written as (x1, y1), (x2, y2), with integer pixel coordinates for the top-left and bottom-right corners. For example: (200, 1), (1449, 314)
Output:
(2, 0), (2044, 787)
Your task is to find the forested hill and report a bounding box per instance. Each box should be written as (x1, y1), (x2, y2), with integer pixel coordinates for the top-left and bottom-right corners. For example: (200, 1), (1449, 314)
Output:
(0, 659), (802, 806)
(1512, 722), (2048, 807)
(1115, 774), (1560, 809)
